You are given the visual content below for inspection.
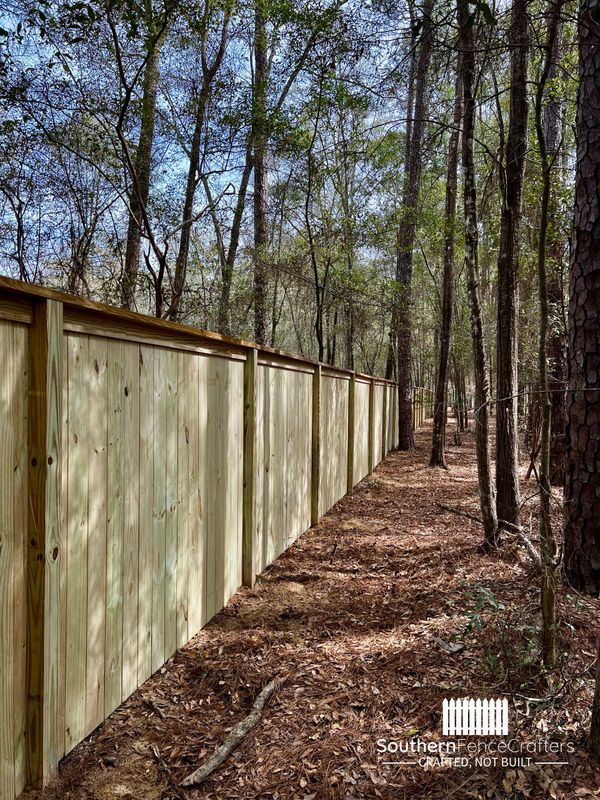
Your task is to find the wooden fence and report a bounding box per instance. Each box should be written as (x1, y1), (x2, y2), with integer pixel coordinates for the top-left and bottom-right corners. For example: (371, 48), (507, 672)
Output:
(0, 277), (433, 799)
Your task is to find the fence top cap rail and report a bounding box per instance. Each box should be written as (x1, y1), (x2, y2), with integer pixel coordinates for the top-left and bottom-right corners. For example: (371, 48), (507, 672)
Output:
(0, 275), (394, 384)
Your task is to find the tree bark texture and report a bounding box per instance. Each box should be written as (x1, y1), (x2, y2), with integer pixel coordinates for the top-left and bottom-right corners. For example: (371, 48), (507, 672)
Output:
(459, 0), (498, 545)
(395, 0), (434, 450)
(544, 13), (568, 486)
(121, 37), (162, 311)
(564, 0), (600, 597)
(253, 0), (269, 345)
(495, 0), (530, 528)
(430, 69), (462, 468)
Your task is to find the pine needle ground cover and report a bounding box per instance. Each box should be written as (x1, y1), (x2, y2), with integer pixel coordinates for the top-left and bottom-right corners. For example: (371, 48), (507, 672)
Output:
(25, 421), (600, 800)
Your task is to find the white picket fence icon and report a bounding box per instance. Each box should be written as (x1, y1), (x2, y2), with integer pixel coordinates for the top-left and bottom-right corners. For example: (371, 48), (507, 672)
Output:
(442, 698), (508, 736)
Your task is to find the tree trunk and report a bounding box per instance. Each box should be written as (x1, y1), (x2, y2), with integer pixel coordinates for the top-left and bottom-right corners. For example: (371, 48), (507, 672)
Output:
(169, 10), (230, 322)
(121, 37), (162, 311)
(544, 13), (567, 486)
(430, 69), (462, 468)
(253, 0), (269, 344)
(534, 0), (562, 669)
(394, 0), (434, 450)
(563, 0), (600, 597)
(495, 0), (530, 529)
(459, 0), (498, 546)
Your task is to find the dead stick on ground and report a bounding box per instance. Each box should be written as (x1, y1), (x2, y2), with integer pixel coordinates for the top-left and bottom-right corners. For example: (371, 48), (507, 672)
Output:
(180, 679), (279, 787)
(436, 503), (542, 569)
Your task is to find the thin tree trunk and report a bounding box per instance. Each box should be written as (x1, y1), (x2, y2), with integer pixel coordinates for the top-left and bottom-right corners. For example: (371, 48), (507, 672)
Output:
(495, 0), (530, 528)
(534, 0), (562, 669)
(253, 0), (269, 344)
(564, 0), (600, 597)
(430, 69), (462, 468)
(544, 13), (567, 486)
(169, 8), (231, 321)
(121, 36), (162, 310)
(459, 0), (498, 547)
(394, 0), (434, 450)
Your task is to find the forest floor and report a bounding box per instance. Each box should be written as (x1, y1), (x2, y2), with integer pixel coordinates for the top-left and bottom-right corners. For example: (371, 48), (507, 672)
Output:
(31, 418), (600, 800)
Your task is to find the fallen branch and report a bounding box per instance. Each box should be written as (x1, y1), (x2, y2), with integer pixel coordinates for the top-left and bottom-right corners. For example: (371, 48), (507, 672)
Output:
(436, 503), (542, 569)
(180, 679), (279, 787)
(142, 696), (166, 720)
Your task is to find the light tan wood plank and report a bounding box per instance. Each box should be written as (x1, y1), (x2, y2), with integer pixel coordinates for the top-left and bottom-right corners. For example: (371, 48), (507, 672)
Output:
(175, 352), (189, 649)
(164, 349), (178, 659)
(137, 346), (153, 683)
(121, 343), (139, 701)
(86, 336), (108, 730)
(65, 333), (88, 754)
(151, 349), (167, 673)
(105, 338), (124, 717)
(0, 322), (17, 799)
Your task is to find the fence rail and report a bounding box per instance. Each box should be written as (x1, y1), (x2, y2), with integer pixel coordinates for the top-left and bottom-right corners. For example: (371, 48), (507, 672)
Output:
(0, 276), (433, 799)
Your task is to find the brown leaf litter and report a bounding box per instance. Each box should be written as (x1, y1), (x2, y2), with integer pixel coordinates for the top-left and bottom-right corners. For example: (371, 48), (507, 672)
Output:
(23, 419), (600, 800)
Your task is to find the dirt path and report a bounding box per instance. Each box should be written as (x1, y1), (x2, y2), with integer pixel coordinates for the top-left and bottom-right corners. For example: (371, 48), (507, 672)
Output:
(34, 421), (600, 800)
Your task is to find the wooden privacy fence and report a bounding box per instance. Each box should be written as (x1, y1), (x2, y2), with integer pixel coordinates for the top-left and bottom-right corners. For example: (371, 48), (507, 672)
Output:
(0, 277), (433, 799)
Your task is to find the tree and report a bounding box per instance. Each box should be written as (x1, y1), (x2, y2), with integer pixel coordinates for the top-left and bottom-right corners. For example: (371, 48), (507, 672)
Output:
(429, 67), (462, 469)
(119, 3), (171, 310)
(495, 0), (530, 529)
(533, 0), (562, 668)
(563, 0), (600, 598)
(458, 0), (498, 546)
(168, 1), (232, 322)
(394, 0), (434, 450)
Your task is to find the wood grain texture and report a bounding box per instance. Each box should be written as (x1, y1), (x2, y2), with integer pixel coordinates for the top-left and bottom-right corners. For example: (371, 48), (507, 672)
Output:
(353, 381), (370, 485)
(64, 333), (88, 754)
(0, 321), (29, 798)
(319, 375), (349, 514)
(26, 301), (63, 785)
(164, 349), (178, 661)
(243, 349), (257, 586)
(137, 346), (153, 683)
(105, 338), (123, 717)
(175, 352), (190, 648)
(121, 343), (140, 700)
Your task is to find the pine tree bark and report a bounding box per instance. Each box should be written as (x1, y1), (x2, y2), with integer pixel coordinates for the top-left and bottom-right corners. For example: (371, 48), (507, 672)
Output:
(253, 0), (269, 344)
(459, 0), (498, 546)
(394, 0), (433, 450)
(121, 36), (162, 311)
(495, 0), (530, 528)
(430, 69), (462, 468)
(564, 0), (600, 597)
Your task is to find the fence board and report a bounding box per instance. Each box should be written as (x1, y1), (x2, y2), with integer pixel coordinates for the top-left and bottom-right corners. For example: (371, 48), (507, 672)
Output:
(319, 375), (349, 514)
(137, 346), (153, 684)
(0, 322), (28, 798)
(121, 343), (140, 700)
(353, 380), (370, 484)
(105, 338), (124, 718)
(64, 333), (89, 754)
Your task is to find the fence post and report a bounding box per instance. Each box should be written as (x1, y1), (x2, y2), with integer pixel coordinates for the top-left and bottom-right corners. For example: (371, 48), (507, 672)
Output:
(242, 347), (257, 588)
(311, 364), (321, 525)
(381, 382), (388, 459)
(347, 372), (355, 493)
(26, 298), (63, 787)
(368, 377), (375, 473)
